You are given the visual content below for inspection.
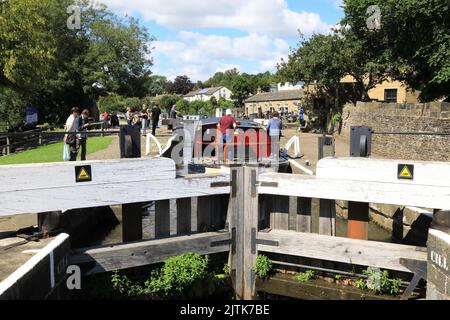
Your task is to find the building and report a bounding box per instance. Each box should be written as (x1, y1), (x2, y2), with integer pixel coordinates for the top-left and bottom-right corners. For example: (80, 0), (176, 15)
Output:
(184, 87), (233, 102)
(244, 90), (303, 117)
(340, 75), (420, 104)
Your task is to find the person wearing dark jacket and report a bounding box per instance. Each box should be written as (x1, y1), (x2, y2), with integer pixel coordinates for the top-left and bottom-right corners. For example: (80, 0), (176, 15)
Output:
(78, 109), (90, 161)
(151, 104), (162, 136)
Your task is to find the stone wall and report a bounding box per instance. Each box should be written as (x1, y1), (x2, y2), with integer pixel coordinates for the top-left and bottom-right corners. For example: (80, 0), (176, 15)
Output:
(341, 101), (450, 161)
(335, 201), (432, 247)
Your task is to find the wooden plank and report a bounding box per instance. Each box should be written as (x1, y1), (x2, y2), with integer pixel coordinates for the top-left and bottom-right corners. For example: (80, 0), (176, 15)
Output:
(0, 173), (230, 217)
(258, 173), (450, 210)
(317, 157), (450, 187)
(297, 198), (312, 233)
(319, 199), (336, 236)
(71, 232), (231, 275)
(269, 195), (289, 230)
(348, 202), (369, 240)
(243, 167), (258, 300)
(288, 197), (297, 231)
(122, 203), (143, 242)
(176, 198), (191, 235)
(155, 200), (170, 238)
(232, 167), (244, 299)
(257, 230), (427, 273)
(191, 197), (198, 233)
(0, 158), (176, 193)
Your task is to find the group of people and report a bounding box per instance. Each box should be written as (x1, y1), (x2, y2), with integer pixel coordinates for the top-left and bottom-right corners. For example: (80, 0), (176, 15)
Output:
(126, 104), (163, 136)
(64, 107), (91, 161)
(217, 109), (282, 161)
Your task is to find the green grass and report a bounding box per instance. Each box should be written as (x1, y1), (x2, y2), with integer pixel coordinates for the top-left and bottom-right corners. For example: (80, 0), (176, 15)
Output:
(0, 137), (114, 165)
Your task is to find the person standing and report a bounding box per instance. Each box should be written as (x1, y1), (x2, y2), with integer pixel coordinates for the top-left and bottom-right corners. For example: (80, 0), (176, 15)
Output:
(141, 104), (149, 136)
(126, 107), (132, 126)
(78, 109), (91, 161)
(64, 107), (80, 161)
(150, 104), (162, 136)
(170, 104), (178, 132)
(217, 109), (237, 162)
(267, 111), (282, 160)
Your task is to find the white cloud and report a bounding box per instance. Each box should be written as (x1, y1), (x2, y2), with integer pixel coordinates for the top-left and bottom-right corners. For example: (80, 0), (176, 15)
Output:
(153, 31), (290, 81)
(100, 0), (332, 37)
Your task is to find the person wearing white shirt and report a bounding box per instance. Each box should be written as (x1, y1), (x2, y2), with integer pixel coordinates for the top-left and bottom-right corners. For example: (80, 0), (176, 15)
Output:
(64, 107), (80, 161)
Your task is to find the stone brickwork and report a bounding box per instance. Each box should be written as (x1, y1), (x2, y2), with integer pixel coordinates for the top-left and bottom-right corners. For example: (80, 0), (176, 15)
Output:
(341, 102), (450, 161)
(335, 201), (432, 246)
(427, 228), (450, 300)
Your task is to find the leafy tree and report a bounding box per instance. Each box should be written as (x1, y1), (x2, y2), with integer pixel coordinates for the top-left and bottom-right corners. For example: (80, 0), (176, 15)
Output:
(218, 97), (235, 111)
(0, 0), (154, 124)
(175, 99), (190, 115)
(123, 97), (142, 112)
(231, 75), (253, 108)
(0, 86), (26, 128)
(98, 93), (125, 113)
(166, 75), (194, 95)
(146, 75), (167, 97)
(157, 95), (182, 112)
(278, 33), (347, 109)
(342, 0), (450, 101)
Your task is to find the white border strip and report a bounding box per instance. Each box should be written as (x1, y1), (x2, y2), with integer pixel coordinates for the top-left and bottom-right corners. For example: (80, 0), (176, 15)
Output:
(429, 229), (450, 245)
(0, 233), (69, 296)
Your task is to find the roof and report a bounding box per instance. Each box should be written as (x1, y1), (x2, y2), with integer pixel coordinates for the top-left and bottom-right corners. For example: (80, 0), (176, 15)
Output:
(184, 87), (226, 97)
(245, 89), (303, 103)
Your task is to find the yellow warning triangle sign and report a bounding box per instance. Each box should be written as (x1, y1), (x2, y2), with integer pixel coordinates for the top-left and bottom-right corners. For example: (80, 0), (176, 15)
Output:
(78, 168), (90, 180)
(399, 165), (412, 178)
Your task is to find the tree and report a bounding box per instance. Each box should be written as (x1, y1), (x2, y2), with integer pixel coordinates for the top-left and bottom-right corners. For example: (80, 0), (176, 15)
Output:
(278, 33), (347, 109)
(231, 75), (253, 108)
(98, 93), (125, 113)
(0, 0), (154, 124)
(342, 0), (450, 101)
(0, 86), (26, 128)
(157, 95), (182, 112)
(146, 75), (167, 97)
(166, 75), (194, 95)
(175, 99), (190, 115)
(218, 97), (235, 111)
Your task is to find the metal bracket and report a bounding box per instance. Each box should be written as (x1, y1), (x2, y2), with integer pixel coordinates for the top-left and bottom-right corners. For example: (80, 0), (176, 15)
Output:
(251, 228), (279, 254)
(210, 227), (236, 253)
(399, 258), (427, 300)
(210, 170), (238, 197)
(251, 169), (278, 197)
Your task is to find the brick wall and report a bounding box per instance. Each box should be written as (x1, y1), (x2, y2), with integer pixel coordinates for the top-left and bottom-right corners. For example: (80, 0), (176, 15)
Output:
(341, 102), (450, 161)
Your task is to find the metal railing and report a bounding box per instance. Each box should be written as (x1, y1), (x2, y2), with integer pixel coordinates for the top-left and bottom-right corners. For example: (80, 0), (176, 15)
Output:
(0, 126), (120, 156)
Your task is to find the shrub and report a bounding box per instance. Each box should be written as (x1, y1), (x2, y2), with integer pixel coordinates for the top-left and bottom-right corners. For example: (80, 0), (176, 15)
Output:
(98, 93), (126, 113)
(294, 270), (315, 282)
(145, 253), (209, 295)
(356, 267), (402, 295)
(253, 255), (273, 279)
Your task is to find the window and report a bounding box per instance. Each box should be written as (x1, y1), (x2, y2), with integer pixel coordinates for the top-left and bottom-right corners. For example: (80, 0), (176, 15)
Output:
(384, 89), (398, 103)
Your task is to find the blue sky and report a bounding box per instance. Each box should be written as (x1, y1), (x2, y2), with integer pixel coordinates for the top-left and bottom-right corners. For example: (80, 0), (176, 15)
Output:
(100, 0), (345, 81)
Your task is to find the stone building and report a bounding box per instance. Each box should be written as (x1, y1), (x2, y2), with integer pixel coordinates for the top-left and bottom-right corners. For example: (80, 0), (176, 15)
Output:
(244, 90), (303, 117)
(340, 76), (421, 104)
